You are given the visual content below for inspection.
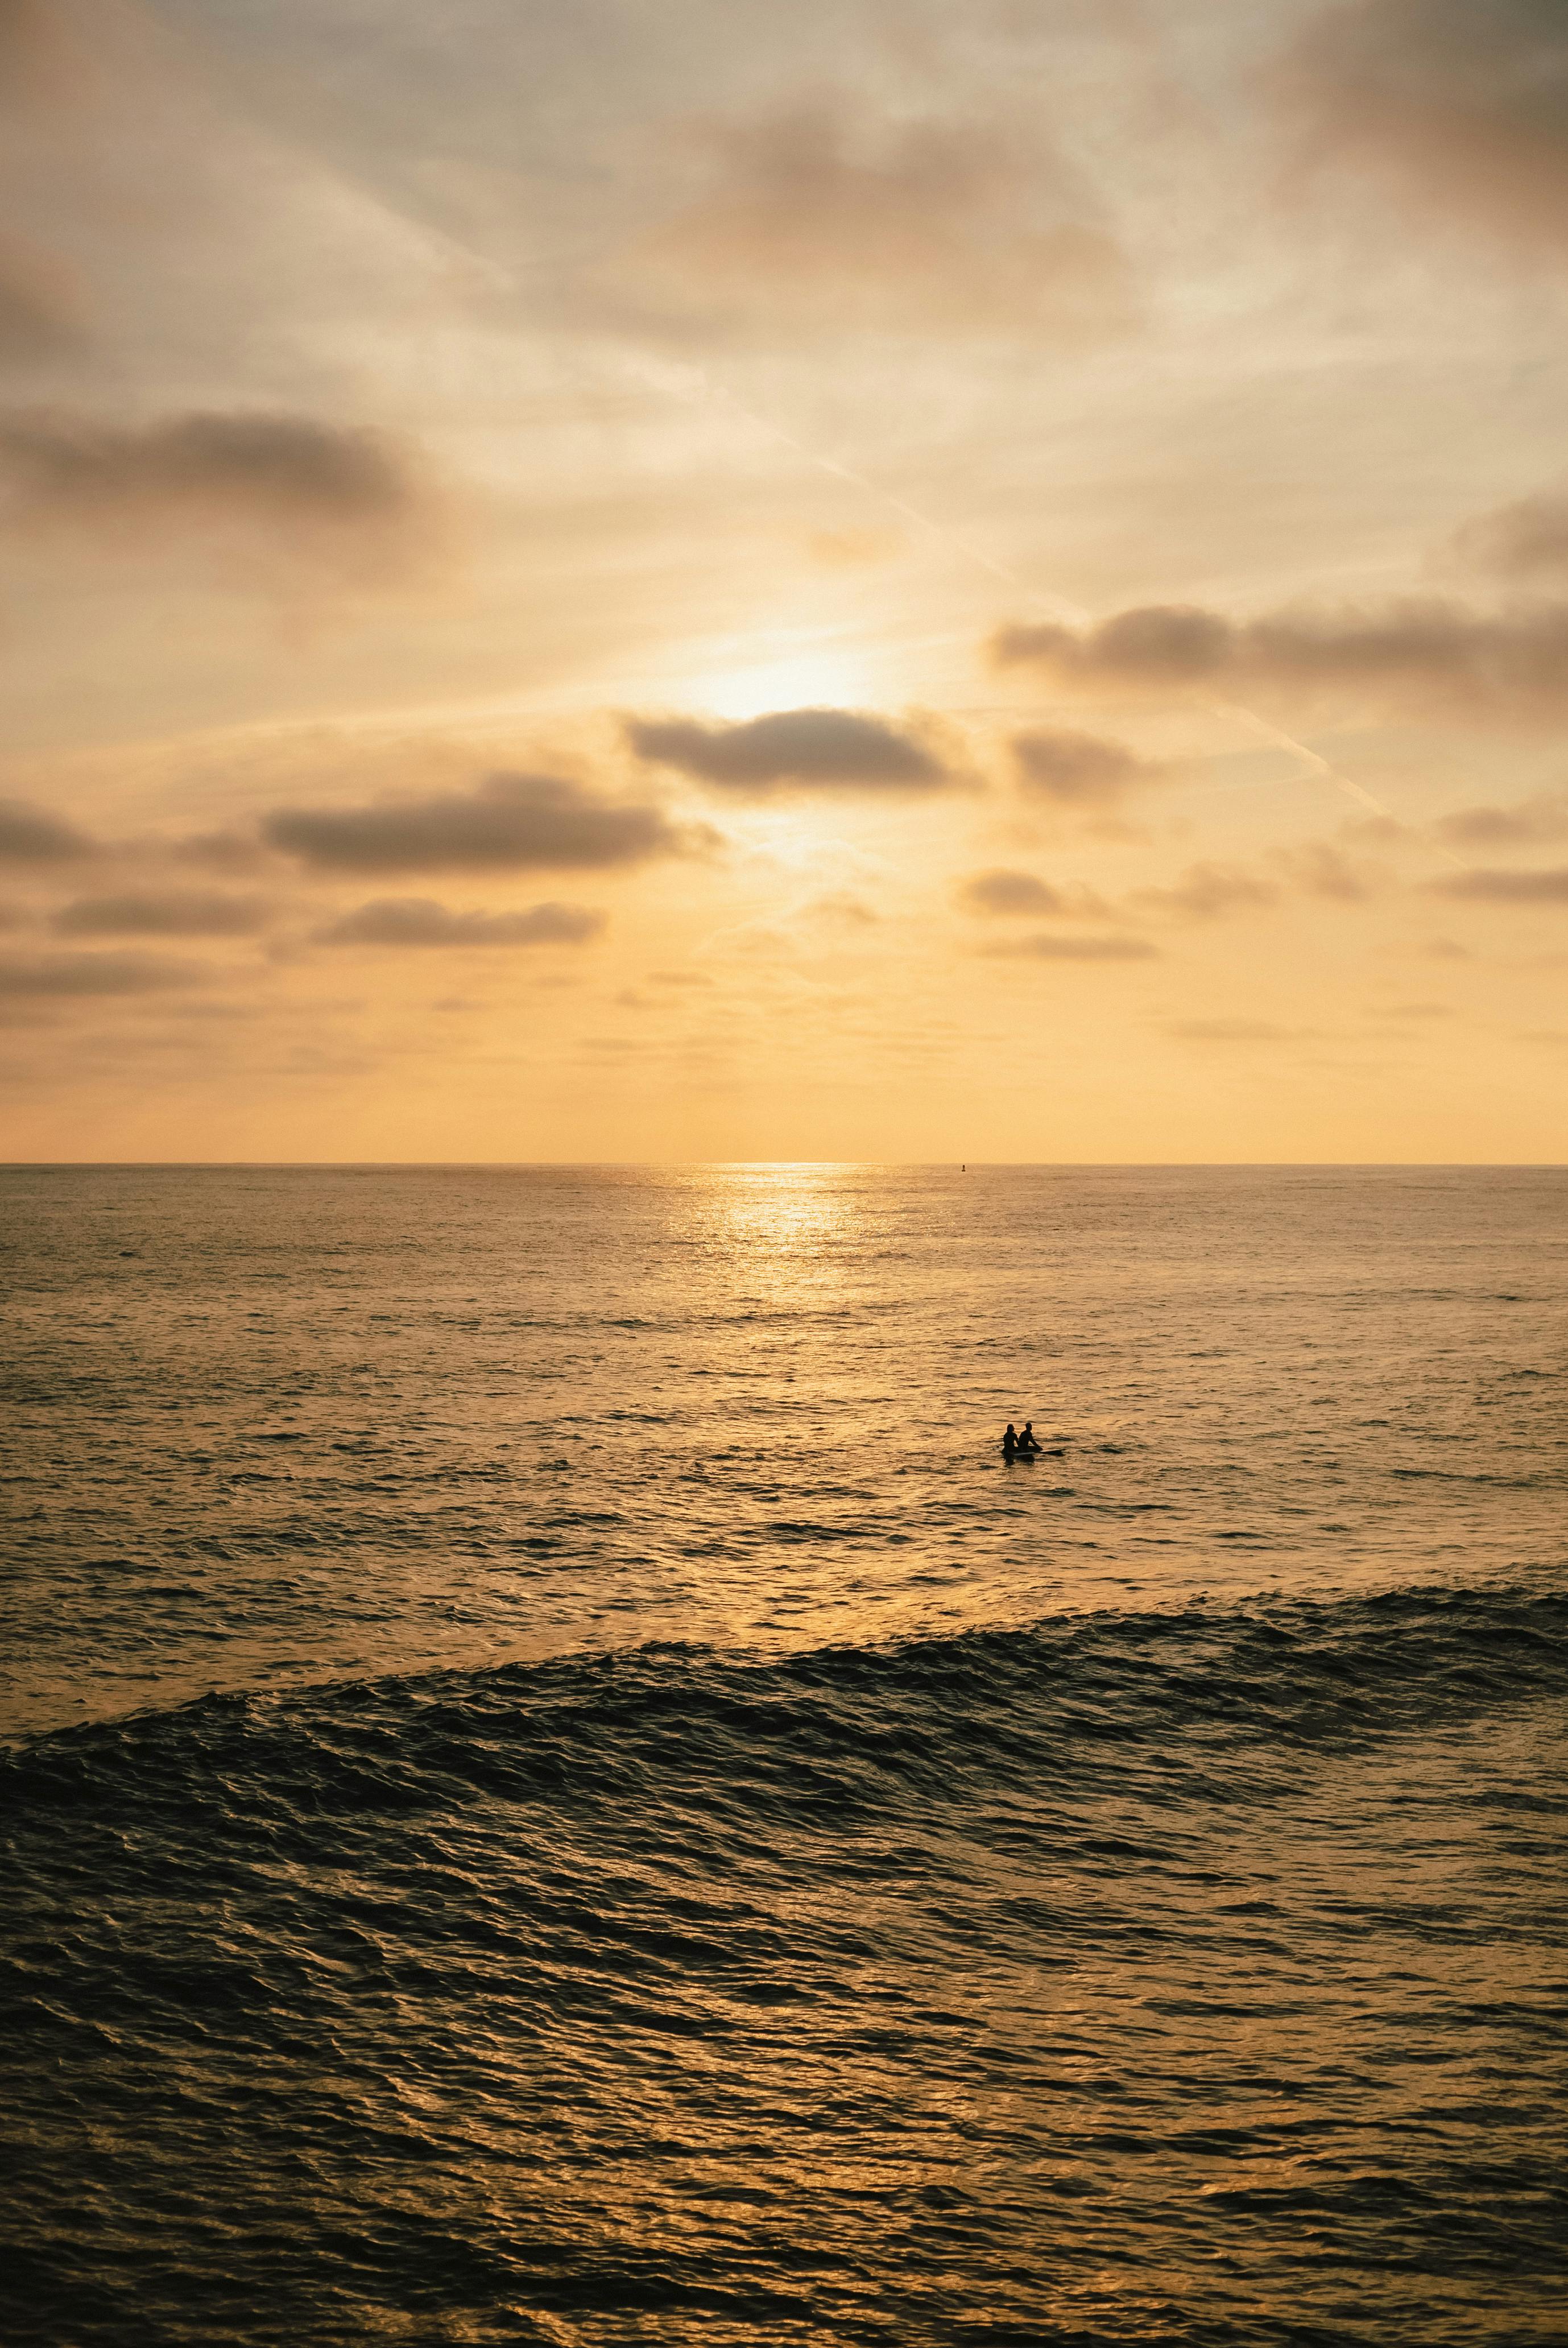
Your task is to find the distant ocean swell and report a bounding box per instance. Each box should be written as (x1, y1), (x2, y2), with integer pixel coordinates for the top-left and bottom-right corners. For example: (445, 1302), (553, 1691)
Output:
(4, 1582), (1565, 2347)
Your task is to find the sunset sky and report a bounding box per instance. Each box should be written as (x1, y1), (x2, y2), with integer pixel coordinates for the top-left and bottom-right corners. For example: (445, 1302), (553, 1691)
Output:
(2, 0), (1566, 1161)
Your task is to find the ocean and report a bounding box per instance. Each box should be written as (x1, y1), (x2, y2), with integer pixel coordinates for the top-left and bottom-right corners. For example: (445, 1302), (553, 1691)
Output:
(2, 1164), (1564, 2345)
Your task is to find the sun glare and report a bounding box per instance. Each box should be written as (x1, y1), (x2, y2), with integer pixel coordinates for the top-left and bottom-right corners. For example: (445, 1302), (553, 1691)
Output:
(674, 633), (882, 721)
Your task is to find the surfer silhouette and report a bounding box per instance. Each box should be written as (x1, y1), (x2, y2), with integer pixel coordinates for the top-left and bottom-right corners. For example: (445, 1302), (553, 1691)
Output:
(1002, 1423), (1017, 1458)
(1018, 1421), (1041, 1455)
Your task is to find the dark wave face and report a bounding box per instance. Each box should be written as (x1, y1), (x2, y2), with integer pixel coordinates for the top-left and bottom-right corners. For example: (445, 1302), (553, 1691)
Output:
(5, 1585), (1566, 2347)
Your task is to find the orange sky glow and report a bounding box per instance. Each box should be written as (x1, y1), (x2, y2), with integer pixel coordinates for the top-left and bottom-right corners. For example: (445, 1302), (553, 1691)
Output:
(2, 0), (1566, 1161)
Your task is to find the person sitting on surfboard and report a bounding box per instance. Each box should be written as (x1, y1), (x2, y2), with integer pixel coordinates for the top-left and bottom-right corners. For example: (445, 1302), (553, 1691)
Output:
(1017, 1421), (1041, 1455)
(1002, 1423), (1018, 1458)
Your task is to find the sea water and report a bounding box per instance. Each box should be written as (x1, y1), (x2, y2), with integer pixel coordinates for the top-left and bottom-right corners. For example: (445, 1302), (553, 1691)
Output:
(2, 1165), (1564, 2344)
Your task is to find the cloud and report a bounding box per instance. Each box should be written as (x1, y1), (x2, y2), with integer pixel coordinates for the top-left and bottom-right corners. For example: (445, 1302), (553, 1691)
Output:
(1454, 491), (1568, 582)
(799, 890), (879, 927)
(1133, 862), (1279, 920)
(991, 597), (1568, 719)
(1279, 0), (1568, 254)
(970, 848), (1364, 933)
(625, 708), (951, 795)
(263, 773), (694, 875)
(1436, 790), (1568, 848)
(314, 898), (606, 948)
(0, 0), (86, 90)
(980, 932), (1157, 961)
(0, 949), (206, 997)
(1272, 841), (1377, 900)
(615, 101), (1132, 341)
(0, 408), (427, 556)
(1011, 727), (1155, 807)
(1166, 1019), (1308, 1043)
(1432, 866), (1568, 903)
(0, 796), (97, 861)
(0, 235), (80, 362)
(959, 868), (1111, 919)
(996, 609), (1230, 691)
(52, 889), (270, 937)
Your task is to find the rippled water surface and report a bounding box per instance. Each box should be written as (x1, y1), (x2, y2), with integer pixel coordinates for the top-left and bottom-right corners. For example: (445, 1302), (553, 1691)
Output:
(2, 1165), (1565, 2345)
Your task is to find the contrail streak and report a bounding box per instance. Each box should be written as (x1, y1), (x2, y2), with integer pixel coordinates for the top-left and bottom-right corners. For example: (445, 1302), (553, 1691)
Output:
(189, 49), (1420, 841)
(692, 374), (1402, 826)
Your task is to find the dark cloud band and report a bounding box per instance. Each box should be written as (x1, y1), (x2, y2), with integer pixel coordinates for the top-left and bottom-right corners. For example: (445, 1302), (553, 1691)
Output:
(314, 898), (606, 947)
(0, 797), (97, 862)
(626, 708), (950, 795)
(0, 408), (417, 530)
(52, 890), (270, 937)
(992, 597), (1568, 717)
(265, 774), (691, 875)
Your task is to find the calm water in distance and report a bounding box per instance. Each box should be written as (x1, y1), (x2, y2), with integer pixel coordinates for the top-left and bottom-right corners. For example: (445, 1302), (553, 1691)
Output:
(2, 1165), (1564, 2345)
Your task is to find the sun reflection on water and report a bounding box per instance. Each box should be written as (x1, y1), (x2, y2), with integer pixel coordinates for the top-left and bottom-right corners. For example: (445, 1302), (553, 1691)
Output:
(700, 1163), (861, 1261)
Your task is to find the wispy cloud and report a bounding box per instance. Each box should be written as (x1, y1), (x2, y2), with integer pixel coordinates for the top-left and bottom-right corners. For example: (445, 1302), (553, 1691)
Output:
(1011, 728), (1156, 808)
(0, 233), (80, 361)
(958, 869), (1111, 919)
(605, 99), (1133, 343)
(980, 932), (1157, 961)
(1436, 789), (1568, 848)
(52, 888), (270, 937)
(1432, 865), (1568, 903)
(1454, 491), (1568, 584)
(313, 897), (606, 948)
(1271, 841), (1379, 900)
(1279, 0), (1568, 255)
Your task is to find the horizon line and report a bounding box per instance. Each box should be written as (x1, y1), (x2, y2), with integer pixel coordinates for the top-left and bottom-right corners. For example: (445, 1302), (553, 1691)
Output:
(2, 1159), (1563, 1173)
